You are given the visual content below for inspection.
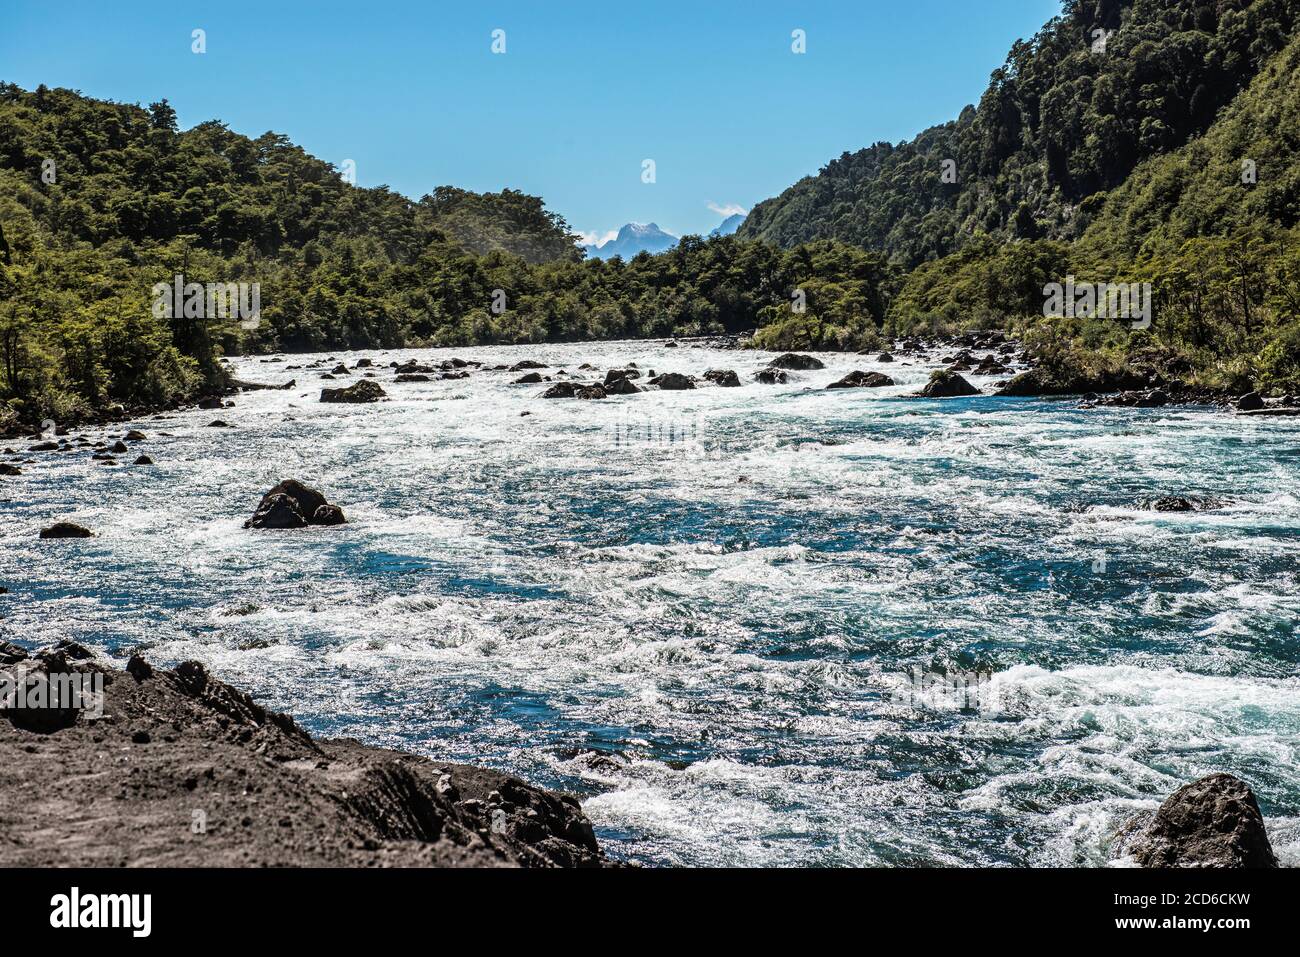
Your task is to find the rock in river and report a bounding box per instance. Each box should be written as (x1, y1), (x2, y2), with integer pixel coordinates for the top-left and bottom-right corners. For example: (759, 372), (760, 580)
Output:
(650, 372), (695, 390)
(768, 353), (825, 371)
(917, 370), (981, 398)
(245, 480), (347, 530)
(39, 522), (93, 539)
(321, 380), (387, 403)
(1115, 774), (1277, 868)
(827, 370), (895, 389)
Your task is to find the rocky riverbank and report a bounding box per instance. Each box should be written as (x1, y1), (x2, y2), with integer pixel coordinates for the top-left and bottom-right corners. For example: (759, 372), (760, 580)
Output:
(0, 647), (612, 867)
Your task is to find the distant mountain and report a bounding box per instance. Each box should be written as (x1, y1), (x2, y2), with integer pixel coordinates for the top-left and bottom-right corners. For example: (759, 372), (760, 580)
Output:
(709, 213), (745, 237)
(584, 222), (678, 259)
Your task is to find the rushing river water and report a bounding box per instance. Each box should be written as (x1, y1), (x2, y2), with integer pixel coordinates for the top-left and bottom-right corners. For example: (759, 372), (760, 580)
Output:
(3, 341), (1299, 866)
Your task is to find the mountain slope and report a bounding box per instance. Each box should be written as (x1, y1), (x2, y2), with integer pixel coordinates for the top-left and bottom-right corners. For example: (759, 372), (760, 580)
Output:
(738, 0), (1300, 267)
(709, 213), (745, 237)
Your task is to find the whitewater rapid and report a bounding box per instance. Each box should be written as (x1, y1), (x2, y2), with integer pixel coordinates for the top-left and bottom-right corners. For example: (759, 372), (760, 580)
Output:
(3, 341), (1298, 866)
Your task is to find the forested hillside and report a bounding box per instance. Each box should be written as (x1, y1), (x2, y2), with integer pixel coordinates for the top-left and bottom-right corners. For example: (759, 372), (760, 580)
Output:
(0, 82), (893, 427)
(738, 0), (1299, 266)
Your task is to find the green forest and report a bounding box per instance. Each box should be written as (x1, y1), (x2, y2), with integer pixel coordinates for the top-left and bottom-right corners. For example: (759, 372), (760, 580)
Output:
(3, 0), (1300, 431)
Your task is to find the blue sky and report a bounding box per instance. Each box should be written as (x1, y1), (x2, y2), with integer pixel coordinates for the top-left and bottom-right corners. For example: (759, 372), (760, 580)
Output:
(1, 0), (1063, 242)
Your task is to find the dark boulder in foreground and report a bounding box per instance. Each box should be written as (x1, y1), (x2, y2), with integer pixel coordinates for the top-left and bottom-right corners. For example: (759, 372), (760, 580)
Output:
(133, 455), (154, 466)
(703, 369), (741, 387)
(0, 464), (21, 476)
(1236, 391), (1265, 411)
(0, 655), (611, 867)
(575, 384), (607, 400)
(245, 480), (346, 530)
(321, 380), (386, 403)
(768, 353), (824, 371)
(754, 368), (789, 384)
(514, 372), (545, 384)
(39, 522), (93, 539)
(917, 370), (980, 398)
(1115, 774), (1277, 868)
(827, 370), (895, 390)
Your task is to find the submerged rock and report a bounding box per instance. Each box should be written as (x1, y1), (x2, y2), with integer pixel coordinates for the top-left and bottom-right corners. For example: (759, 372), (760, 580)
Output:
(1115, 774), (1277, 868)
(321, 380), (386, 404)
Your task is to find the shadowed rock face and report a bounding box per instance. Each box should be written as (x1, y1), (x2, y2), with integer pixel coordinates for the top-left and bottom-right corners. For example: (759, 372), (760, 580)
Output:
(1116, 774), (1277, 868)
(0, 655), (612, 868)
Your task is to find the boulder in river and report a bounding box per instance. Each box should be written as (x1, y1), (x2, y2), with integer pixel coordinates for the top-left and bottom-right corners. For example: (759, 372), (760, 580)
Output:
(514, 372), (545, 384)
(917, 370), (981, 398)
(827, 370), (895, 390)
(39, 522), (93, 539)
(0, 464), (21, 476)
(133, 455), (154, 466)
(1115, 774), (1277, 868)
(575, 384), (607, 400)
(768, 353), (824, 371)
(245, 480), (346, 530)
(650, 372), (695, 390)
(603, 376), (641, 395)
(511, 360), (547, 372)
(321, 380), (386, 404)
(703, 369), (741, 387)
(1236, 391), (1264, 411)
(753, 368), (789, 384)
(542, 382), (579, 399)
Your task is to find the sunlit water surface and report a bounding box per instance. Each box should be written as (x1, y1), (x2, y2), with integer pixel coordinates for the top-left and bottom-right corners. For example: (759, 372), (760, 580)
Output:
(3, 342), (1298, 866)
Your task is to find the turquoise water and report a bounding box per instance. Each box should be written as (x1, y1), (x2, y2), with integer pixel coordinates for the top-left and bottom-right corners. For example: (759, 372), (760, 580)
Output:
(3, 341), (1298, 866)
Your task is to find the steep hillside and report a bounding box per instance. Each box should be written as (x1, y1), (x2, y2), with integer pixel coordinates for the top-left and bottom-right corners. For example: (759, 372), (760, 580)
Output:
(738, 0), (1299, 267)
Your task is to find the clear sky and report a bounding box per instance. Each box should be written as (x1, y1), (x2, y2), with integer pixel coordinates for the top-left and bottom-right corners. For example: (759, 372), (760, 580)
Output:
(1, 0), (1063, 243)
